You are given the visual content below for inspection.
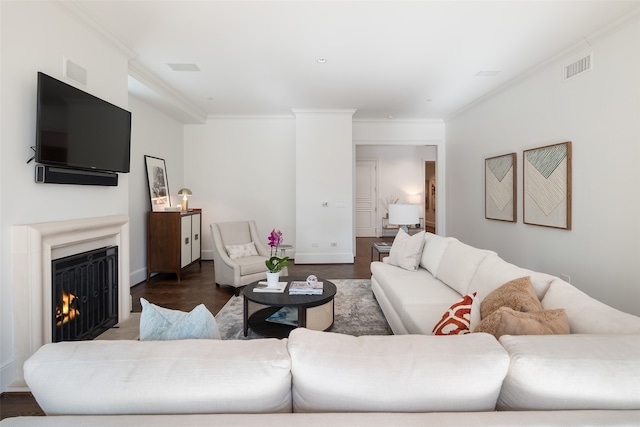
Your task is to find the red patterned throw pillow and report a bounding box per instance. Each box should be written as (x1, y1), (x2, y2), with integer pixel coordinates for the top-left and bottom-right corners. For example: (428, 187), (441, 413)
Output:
(432, 292), (477, 335)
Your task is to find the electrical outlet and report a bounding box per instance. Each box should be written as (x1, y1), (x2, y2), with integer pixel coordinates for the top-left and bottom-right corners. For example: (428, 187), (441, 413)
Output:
(330, 242), (337, 247)
(560, 273), (570, 283)
(311, 242), (319, 247)
(321, 201), (328, 207)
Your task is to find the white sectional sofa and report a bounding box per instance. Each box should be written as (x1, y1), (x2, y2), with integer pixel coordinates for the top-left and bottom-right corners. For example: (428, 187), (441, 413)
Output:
(6, 327), (640, 426)
(4, 232), (640, 426)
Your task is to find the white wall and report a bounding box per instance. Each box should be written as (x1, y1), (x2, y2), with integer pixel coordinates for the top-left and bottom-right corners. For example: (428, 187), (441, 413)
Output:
(183, 117), (296, 259)
(0, 2), (130, 391)
(446, 16), (640, 315)
(128, 95), (185, 285)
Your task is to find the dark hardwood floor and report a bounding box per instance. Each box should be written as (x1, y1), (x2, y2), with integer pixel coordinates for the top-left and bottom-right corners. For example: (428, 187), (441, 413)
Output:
(0, 236), (393, 420)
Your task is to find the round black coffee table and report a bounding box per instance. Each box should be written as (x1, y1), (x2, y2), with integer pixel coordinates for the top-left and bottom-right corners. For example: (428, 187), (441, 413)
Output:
(243, 276), (337, 338)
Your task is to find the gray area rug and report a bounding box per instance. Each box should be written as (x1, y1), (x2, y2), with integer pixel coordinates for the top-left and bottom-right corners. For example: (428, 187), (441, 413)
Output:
(215, 279), (392, 340)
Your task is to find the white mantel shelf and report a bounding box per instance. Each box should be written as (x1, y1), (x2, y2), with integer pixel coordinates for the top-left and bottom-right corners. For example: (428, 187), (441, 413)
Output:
(10, 215), (131, 390)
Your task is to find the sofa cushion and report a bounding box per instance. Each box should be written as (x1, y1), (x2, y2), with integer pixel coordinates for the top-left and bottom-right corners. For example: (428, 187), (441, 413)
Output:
(387, 229), (425, 271)
(542, 278), (640, 334)
(139, 298), (220, 341)
(480, 276), (542, 320)
(24, 339), (292, 415)
(419, 233), (455, 276)
(288, 328), (509, 412)
(235, 255), (269, 276)
(432, 293), (476, 335)
(497, 335), (640, 410)
(225, 242), (259, 259)
(474, 307), (569, 338)
(436, 241), (493, 296)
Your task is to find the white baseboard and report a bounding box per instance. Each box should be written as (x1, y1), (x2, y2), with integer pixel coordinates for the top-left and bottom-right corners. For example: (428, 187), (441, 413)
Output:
(294, 252), (354, 264)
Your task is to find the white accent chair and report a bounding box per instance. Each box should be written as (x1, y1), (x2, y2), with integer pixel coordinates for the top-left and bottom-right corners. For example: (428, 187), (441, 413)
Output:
(210, 221), (288, 296)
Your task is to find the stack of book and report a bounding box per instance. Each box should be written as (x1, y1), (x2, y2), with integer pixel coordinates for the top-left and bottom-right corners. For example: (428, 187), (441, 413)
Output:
(289, 280), (324, 295)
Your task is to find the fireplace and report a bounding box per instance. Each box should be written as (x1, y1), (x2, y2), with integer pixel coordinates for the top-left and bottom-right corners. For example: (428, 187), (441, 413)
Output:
(11, 215), (131, 390)
(52, 246), (119, 342)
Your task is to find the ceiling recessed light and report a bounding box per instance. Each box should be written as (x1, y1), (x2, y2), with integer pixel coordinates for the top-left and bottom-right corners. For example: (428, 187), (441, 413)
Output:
(387, 115), (394, 119)
(475, 70), (501, 77)
(316, 58), (327, 64)
(168, 63), (200, 72)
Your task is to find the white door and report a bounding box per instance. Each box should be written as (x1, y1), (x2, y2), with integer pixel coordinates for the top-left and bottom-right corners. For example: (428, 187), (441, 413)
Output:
(356, 160), (378, 237)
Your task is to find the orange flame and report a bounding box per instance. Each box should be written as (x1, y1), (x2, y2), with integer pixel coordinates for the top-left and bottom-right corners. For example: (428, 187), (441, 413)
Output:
(56, 291), (79, 327)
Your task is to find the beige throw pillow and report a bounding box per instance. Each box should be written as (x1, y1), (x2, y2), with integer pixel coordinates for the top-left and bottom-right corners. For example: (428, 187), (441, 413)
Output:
(474, 307), (570, 339)
(387, 229), (426, 271)
(480, 276), (542, 320)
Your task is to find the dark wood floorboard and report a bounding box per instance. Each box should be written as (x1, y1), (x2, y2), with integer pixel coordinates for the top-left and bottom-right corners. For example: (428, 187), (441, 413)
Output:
(0, 236), (393, 420)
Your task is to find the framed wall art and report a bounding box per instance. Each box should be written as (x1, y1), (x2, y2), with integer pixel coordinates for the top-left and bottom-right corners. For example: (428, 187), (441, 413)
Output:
(144, 155), (172, 211)
(523, 141), (572, 230)
(485, 152), (516, 222)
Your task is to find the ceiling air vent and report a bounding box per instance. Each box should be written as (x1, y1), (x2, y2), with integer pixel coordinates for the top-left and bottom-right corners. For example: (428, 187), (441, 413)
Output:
(563, 53), (592, 81)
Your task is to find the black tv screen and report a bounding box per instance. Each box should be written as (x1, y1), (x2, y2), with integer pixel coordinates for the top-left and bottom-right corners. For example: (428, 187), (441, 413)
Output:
(36, 72), (131, 173)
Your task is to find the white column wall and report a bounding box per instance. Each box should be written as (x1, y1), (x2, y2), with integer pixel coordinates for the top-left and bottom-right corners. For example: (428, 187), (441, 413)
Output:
(293, 110), (355, 264)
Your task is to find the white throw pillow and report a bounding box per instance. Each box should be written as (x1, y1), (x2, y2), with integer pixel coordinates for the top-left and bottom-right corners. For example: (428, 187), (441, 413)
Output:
(387, 229), (426, 271)
(225, 242), (259, 259)
(139, 298), (221, 340)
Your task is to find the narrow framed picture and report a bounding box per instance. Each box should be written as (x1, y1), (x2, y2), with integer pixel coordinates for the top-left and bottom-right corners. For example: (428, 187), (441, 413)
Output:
(523, 141), (572, 229)
(144, 155), (171, 211)
(485, 152), (516, 222)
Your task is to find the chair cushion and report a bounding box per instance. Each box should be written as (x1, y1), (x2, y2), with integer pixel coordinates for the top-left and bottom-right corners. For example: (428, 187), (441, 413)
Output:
(235, 255), (268, 276)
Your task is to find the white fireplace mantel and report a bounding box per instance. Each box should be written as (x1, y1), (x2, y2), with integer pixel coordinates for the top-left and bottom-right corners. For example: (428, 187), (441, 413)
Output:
(11, 215), (131, 389)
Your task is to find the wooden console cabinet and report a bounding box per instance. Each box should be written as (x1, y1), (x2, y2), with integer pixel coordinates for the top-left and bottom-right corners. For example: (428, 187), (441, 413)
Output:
(147, 209), (202, 281)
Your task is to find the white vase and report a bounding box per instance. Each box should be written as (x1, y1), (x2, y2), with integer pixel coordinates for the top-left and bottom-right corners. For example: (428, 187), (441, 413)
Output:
(266, 271), (280, 288)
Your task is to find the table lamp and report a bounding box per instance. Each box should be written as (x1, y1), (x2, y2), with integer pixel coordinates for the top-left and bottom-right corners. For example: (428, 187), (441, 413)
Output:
(177, 188), (192, 211)
(389, 204), (419, 233)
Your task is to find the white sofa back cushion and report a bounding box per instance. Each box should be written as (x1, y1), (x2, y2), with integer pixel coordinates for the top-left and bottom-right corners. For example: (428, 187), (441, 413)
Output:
(542, 279), (640, 334)
(436, 241), (494, 296)
(25, 339), (292, 415)
(288, 328), (509, 413)
(498, 335), (640, 410)
(419, 233), (455, 276)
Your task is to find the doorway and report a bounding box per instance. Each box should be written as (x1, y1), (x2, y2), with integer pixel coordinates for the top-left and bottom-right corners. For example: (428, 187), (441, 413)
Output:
(355, 160), (378, 237)
(424, 161), (436, 233)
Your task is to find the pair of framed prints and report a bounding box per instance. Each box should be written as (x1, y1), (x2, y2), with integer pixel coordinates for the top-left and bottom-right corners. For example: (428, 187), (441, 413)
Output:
(485, 141), (571, 230)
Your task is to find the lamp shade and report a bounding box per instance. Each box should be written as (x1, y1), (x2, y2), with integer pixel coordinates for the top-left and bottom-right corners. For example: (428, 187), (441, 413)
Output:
(177, 188), (192, 196)
(389, 204), (419, 226)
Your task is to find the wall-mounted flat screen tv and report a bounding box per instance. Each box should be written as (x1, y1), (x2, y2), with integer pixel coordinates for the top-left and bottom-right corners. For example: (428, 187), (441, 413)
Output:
(36, 72), (131, 173)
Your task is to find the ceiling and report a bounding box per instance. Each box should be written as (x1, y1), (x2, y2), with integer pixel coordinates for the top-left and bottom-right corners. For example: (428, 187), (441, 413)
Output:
(68, 1), (640, 123)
